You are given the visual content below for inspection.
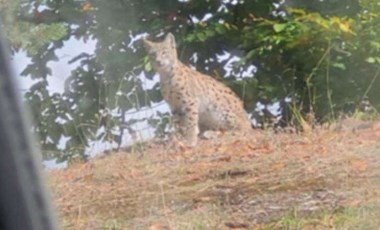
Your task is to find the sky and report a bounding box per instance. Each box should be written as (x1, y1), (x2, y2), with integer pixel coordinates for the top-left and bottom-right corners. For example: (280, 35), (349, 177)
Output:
(12, 38), (97, 94)
(10, 37), (166, 168)
(11, 38), (97, 168)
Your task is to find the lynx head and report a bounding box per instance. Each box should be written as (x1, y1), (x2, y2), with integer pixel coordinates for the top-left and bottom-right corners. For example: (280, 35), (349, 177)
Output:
(143, 33), (178, 74)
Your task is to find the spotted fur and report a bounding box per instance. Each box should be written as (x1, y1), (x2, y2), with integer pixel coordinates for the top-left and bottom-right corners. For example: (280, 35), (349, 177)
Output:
(143, 33), (251, 146)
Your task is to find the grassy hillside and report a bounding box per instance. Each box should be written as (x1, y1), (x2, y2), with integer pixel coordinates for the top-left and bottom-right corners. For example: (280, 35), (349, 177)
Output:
(48, 118), (380, 229)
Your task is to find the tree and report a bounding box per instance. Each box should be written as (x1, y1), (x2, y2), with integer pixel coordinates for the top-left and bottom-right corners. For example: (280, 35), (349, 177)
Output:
(1, 0), (379, 162)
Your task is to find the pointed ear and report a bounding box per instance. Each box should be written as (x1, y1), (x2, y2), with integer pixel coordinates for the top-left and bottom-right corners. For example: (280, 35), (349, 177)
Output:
(164, 33), (176, 49)
(142, 38), (153, 50)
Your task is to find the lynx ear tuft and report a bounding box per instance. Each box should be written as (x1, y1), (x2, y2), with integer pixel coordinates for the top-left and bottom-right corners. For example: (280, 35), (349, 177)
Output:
(165, 33), (176, 48)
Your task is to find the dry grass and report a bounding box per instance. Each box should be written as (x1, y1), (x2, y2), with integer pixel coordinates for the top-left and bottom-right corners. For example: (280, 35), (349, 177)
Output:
(48, 118), (380, 229)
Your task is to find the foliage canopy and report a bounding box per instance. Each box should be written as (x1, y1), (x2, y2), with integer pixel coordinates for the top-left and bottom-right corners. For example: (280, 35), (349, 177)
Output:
(1, 0), (379, 162)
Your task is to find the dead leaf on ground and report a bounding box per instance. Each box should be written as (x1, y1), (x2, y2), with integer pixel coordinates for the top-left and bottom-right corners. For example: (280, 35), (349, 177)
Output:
(193, 196), (212, 203)
(187, 174), (202, 182)
(316, 145), (327, 155)
(130, 168), (141, 178)
(216, 155), (232, 162)
(271, 163), (285, 171)
(255, 142), (272, 154)
(149, 223), (170, 230)
(348, 199), (362, 207)
(72, 173), (94, 183)
(350, 159), (368, 172)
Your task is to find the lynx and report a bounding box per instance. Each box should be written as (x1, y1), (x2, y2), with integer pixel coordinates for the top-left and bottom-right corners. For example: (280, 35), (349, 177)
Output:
(143, 33), (251, 146)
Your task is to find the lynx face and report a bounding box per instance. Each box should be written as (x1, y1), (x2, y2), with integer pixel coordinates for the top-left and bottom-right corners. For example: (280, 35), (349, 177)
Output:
(143, 33), (178, 75)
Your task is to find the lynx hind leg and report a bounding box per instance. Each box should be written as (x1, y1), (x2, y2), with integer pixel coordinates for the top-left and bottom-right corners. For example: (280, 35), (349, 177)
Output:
(226, 112), (251, 131)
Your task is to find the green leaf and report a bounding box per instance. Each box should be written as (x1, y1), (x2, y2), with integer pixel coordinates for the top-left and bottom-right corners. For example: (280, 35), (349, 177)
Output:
(144, 56), (152, 72)
(370, 41), (380, 49)
(184, 33), (197, 42)
(273, 23), (287, 33)
(245, 49), (256, 60)
(205, 29), (215, 37)
(215, 23), (226, 34)
(331, 62), (346, 70)
(196, 32), (207, 41)
(366, 57), (376, 63)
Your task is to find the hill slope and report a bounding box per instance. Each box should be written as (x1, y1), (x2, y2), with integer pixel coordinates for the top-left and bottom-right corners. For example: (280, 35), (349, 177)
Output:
(49, 119), (380, 229)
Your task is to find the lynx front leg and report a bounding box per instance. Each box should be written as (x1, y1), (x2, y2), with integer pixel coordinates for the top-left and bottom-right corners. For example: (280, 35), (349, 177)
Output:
(176, 103), (199, 146)
(171, 110), (183, 137)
